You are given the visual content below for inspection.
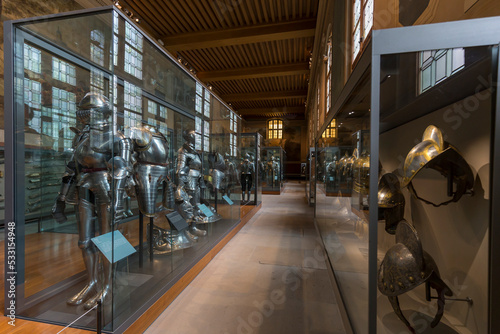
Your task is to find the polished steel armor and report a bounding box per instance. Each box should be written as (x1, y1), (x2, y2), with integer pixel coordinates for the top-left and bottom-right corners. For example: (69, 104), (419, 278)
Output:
(208, 151), (226, 194)
(52, 93), (133, 309)
(131, 125), (170, 217)
(378, 220), (452, 333)
(240, 153), (255, 202)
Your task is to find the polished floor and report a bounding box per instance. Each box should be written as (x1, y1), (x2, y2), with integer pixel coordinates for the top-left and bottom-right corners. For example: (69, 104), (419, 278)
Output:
(145, 181), (346, 334)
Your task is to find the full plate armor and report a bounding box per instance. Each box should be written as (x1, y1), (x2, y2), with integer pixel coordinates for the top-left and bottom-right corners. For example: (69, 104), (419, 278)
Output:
(223, 153), (238, 196)
(239, 153), (255, 202)
(176, 130), (214, 236)
(52, 93), (132, 309)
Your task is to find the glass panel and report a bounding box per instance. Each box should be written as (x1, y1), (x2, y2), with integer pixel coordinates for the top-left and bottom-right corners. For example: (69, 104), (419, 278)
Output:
(7, 8), (243, 332)
(316, 78), (370, 333)
(378, 46), (493, 334)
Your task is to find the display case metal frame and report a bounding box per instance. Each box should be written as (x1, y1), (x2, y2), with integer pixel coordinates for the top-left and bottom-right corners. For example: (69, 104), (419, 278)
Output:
(369, 16), (500, 334)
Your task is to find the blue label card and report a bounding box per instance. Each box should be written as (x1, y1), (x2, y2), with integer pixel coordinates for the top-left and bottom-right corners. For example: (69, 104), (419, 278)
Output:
(91, 230), (136, 263)
(166, 211), (189, 231)
(197, 204), (214, 217)
(222, 195), (234, 205)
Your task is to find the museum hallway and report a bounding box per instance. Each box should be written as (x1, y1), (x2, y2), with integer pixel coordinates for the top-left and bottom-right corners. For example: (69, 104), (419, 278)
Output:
(144, 181), (346, 334)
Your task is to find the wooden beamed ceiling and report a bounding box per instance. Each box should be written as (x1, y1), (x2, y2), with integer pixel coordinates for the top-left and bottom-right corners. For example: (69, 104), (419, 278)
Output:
(120, 0), (319, 119)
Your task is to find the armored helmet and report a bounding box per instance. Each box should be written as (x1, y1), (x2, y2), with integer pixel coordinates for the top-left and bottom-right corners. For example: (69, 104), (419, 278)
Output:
(353, 150), (370, 194)
(76, 92), (112, 125)
(182, 129), (196, 146)
(378, 220), (452, 333)
(378, 173), (405, 234)
(402, 125), (473, 207)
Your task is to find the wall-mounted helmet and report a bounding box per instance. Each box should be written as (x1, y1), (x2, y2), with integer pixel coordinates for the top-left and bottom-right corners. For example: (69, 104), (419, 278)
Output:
(378, 220), (453, 333)
(378, 173), (405, 234)
(402, 125), (474, 207)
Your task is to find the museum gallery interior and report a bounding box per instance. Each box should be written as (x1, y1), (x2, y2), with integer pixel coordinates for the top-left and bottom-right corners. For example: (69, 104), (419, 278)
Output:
(1, 0), (500, 333)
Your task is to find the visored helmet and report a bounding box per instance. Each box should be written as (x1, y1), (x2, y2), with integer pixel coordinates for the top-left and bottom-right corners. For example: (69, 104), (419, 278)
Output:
(76, 92), (112, 126)
(353, 150), (370, 195)
(182, 129), (196, 146)
(402, 125), (474, 207)
(378, 173), (405, 234)
(378, 220), (452, 333)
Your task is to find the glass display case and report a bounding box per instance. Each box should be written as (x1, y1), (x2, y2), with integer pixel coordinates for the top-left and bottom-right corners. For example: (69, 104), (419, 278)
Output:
(315, 102), (371, 334)
(240, 133), (262, 206)
(261, 146), (285, 194)
(315, 16), (500, 334)
(4, 6), (244, 333)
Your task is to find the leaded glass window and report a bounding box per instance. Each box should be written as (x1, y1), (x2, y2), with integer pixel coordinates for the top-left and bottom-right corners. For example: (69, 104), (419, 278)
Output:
(419, 48), (465, 93)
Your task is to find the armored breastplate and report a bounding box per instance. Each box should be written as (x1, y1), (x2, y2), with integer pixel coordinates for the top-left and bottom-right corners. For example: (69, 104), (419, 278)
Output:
(74, 132), (110, 169)
(137, 134), (169, 165)
(185, 151), (202, 171)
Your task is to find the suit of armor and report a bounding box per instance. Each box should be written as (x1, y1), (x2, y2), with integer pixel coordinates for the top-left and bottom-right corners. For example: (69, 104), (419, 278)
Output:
(52, 93), (132, 309)
(239, 153), (255, 202)
(224, 153), (238, 196)
(176, 130), (207, 236)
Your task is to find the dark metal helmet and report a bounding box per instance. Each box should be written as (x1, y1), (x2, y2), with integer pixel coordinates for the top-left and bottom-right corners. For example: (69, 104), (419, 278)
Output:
(208, 151), (226, 171)
(76, 92), (112, 124)
(353, 150), (370, 195)
(378, 220), (453, 333)
(182, 129), (196, 146)
(378, 173), (405, 234)
(402, 125), (474, 207)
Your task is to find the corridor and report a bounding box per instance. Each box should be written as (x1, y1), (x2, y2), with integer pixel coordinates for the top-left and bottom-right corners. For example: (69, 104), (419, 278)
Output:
(145, 181), (346, 334)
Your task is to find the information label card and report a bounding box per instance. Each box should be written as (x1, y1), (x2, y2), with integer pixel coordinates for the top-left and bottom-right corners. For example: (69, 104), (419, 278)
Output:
(166, 211), (189, 231)
(222, 195), (234, 205)
(92, 231), (136, 263)
(197, 204), (214, 217)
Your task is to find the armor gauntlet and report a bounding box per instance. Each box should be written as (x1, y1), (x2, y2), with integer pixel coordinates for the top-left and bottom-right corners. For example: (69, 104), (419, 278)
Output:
(109, 137), (133, 223)
(52, 160), (76, 223)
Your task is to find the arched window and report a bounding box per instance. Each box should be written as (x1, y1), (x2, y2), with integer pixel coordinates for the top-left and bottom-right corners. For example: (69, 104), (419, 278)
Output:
(267, 119), (283, 139)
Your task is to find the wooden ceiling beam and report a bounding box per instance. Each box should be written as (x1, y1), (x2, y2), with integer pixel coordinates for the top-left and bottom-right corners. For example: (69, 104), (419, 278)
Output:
(221, 89), (308, 102)
(237, 106), (305, 115)
(161, 18), (316, 51)
(197, 62), (309, 81)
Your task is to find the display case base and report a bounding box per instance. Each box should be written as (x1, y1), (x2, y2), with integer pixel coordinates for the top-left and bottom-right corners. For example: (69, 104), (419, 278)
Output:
(0, 204), (261, 333)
